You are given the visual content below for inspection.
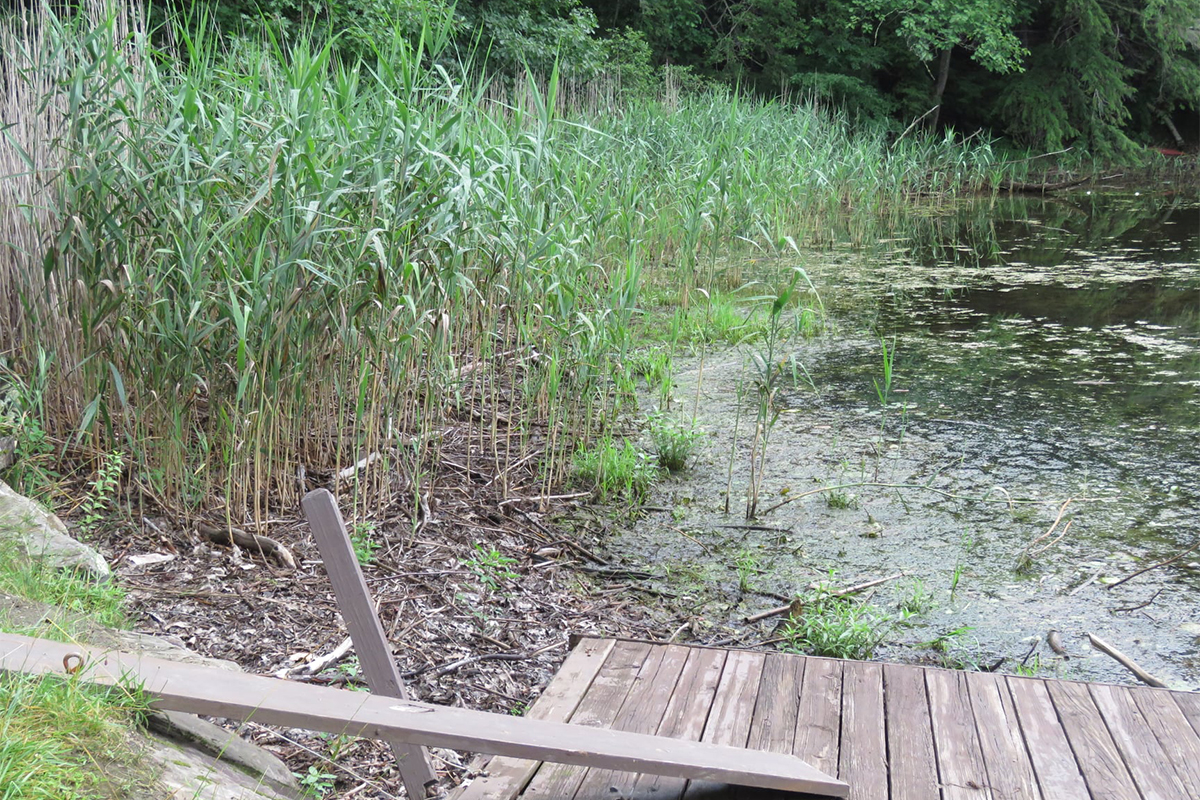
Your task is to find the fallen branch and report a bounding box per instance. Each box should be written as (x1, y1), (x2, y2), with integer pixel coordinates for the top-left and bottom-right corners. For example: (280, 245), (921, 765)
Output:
(1113, 589), (1163, 613)
(1017, 498), (1075, 566)
(297, 636), (354, 676)
(337, 451), (381, 484)
(757, 481), (1054, 518)
(743, 573), (902, 624)
(197, 521), (296, 569)
(1087, 633), (1167, 688)
(498, 491), (591, 507)
(1104, 540), (1200, 591)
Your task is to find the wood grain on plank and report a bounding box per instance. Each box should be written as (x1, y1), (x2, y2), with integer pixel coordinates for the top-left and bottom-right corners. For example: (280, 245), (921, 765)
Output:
(1005, 677), (1089, 799)
(925, 668), (989, 800)
(1130, 687), (1200, 798)
(839, 661), (887, 800)
(1171, 689), (1200, 739)
(523, 641), (655, 800)
(883, 663), (938, 800)
(0, 633), (850, 795)
(302, 488), (436, 796)
(682, 649), (767, 800)
(627, 647), (728, 800)
(454, 638), (616, 800)
(794, 657), (844, 781)
(1046, 679), (1139, 800)
(964, 671), (1040, 800)
(1088, 683), (1185, 800)
(570, 644), (690, 800)
(747, 653), (805, 755)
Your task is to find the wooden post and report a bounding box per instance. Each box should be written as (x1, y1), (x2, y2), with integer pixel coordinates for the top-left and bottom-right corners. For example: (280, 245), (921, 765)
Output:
(302, 488), (437, 797)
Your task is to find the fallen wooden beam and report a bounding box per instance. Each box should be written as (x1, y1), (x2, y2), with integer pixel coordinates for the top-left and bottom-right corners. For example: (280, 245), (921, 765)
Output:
(0, 632), (848, 797)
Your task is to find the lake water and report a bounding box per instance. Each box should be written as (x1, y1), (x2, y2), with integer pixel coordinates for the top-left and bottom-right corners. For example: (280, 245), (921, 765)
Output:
(617, 190), (1200, 687)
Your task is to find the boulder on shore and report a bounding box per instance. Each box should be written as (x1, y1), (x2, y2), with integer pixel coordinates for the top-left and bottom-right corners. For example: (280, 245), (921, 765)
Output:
(0, 478), (110, 578)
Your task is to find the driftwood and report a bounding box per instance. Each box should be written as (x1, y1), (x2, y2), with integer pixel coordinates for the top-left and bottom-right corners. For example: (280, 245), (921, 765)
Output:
(197, 521), (296, 570)
(295, 636), (354, 676)
(1087, 633), (1167, 688)
(744, 573), (903, 624)
(1105, 540), (1200, 591)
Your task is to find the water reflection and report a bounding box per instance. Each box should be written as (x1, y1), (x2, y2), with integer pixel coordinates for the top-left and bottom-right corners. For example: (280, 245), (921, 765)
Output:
(803, 191), (1200, 555)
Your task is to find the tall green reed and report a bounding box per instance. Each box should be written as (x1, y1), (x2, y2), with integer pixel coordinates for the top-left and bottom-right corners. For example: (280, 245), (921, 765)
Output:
(0, 1), (1013, 522)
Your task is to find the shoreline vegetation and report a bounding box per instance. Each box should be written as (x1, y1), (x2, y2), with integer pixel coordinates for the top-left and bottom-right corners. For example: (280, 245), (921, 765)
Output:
(6, 0), (1188, 524)
(0, 3), (1196, 797)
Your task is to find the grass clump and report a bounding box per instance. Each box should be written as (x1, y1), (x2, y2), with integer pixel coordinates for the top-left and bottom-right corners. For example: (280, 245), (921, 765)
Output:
(0, 546), (126, 630)
(648, 415), (701, 472)
(0, 671), (152, 799)
(825, 488), (859, 510)
(779, 589), (890, 660)
(572, 437), (657, 503)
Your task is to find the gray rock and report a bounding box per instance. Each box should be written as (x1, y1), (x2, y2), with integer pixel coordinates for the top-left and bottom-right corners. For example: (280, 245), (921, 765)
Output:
(145, 710), (302, 799)
(142, 729), (303, 800)
(0, 478), (110, 577)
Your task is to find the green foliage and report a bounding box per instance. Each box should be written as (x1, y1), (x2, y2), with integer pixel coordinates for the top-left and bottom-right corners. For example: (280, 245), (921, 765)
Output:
(734, 548), (759, 592)
(77, 451), (124, 537)
(898, 577), (934, 616)
(0, 544), (127, 630)
(825, 488), (858, 510)
(0, 353), (59, 500)
(779, 589), (891, 660)
(463, 0), (604, 76)
(572, 437), (657, 503)
(0, 672), (152, 799)
(853, 0), (1028, 73)
(295, 764), (338, 797)
(648, 414), (701, 472)
(0, 2), (1020, 521)
(462, 543), (520, 593)
(349, 522), (379, 566)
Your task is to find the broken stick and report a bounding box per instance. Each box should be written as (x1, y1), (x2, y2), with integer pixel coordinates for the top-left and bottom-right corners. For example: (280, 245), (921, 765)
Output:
(1087, 633), (1167, 688)
(744, 573), (902, 624)
(1105, 540), (1200, 591)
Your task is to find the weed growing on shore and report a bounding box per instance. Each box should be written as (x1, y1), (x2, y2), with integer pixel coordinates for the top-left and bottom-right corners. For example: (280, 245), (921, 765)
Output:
(874, 335), (896, 436)
(463, 544), (520, 594)
(78, 451), (124, 536)
(349, 522), (379, 566)
(0, 671), (153, 798)
(825, 488), (859, 510)
(573, 437), (657, 503)
(899, 578), (934, 616)
(0, 544), (126, 629)
(648, 414), (701, 472)
(779, 589), (891, 660)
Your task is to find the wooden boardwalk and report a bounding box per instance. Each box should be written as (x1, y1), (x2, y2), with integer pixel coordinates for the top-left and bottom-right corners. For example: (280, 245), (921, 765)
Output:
(455, 637), (1200, 800)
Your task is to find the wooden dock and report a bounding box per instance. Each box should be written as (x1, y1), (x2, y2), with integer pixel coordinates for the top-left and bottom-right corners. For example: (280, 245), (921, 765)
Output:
(455, 637), (1200, 800)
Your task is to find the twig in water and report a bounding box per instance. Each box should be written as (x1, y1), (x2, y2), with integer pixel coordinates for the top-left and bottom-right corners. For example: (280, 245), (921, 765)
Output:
(1105, 540), (1200, 591)
(1087, 633), (1167, 688)
(1016, 498), (1075, 566)
(1113, 589), (1163, 613)
(1067, 569), (1103, 596)
(1019, 639), (1039, 667)
(743, 573), (902, 624)
(758, 481), (1055, 518)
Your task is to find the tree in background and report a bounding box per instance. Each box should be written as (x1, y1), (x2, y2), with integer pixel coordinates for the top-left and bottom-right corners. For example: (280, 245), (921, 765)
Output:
(141, 0), (1197, 154)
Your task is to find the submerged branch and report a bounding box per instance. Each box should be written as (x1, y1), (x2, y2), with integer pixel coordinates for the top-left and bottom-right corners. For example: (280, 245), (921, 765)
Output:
(757, 481), (1057, 518)
(1105, 540), (1200, 591)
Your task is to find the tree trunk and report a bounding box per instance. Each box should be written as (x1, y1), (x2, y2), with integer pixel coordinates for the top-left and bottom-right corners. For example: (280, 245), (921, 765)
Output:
(930, 48), (952, 130)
